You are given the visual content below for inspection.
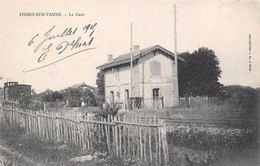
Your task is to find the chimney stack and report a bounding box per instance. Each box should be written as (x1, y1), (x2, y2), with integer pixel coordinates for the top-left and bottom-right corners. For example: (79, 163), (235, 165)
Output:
(108, 54), (113, 62)
(134, 45), (140, 55)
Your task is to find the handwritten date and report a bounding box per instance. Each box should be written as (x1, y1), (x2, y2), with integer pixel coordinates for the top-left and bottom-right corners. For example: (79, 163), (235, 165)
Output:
(28, 23), (97, 63)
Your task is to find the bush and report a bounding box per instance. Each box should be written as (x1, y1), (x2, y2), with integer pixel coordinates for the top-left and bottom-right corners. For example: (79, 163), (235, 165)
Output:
(95, 103), (119, 119)
(167, 127), (258, 166)
(218, 85), (259, 119)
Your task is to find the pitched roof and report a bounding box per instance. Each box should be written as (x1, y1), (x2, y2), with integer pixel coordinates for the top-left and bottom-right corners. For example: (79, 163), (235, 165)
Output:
(96, 45), (184, 69)
(69, 82), (96, 89)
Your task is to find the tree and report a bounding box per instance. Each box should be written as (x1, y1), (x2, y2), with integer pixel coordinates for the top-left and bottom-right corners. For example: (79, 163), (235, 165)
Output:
(96, 69), (105, 105)
(42, 89), (53, 102)
(82, 88), (96, 106)
(31, 88), (37, 96)
(178, 47), (222, 97)
(51, 91), (64, 101)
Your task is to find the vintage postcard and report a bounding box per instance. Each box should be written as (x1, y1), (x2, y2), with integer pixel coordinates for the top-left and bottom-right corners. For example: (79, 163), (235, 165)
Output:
(0, 0), (259, 165)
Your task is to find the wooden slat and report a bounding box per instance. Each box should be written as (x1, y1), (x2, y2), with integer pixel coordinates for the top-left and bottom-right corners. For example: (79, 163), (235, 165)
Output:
(154, 116), (158, 165)
(1, 103), (174, 165)
(149, 117), (152, 163)
(123, 115), (126, 156)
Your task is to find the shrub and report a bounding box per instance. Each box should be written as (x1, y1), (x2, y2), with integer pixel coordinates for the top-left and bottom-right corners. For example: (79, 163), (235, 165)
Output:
(218, 85), (259, 119)
(95, 103), (119, 119)
(167, 126), (258, 166)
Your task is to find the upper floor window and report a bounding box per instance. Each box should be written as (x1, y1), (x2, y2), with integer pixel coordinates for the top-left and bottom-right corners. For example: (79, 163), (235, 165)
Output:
(150, 61), (161, 78)
(113, 67), (120, 82)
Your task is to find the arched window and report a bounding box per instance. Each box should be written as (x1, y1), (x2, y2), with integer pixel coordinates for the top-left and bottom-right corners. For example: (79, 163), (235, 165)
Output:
(125, 90), (129, 101)
(110, 91), (114, 106)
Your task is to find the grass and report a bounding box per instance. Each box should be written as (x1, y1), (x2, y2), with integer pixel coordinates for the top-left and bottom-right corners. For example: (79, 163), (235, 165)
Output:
(117, 100), (259, 166)
(119, 100), (257, 120)
(166, 125), (259, 166)
(1, 97), (258, 166)
(56, 96), (258, 121)
(0, 121), (148, 166)
(0, 122), (98, 165)
(1, 123), (258, 166)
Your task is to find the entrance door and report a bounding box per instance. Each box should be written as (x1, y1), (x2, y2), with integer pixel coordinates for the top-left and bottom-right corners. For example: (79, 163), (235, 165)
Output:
(153, 88), (160, 108)
(125, 90), (129, 110)
(110, 91), (114, 107)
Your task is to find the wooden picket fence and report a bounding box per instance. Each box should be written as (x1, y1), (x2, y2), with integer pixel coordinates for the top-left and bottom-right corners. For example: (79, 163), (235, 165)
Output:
(0, 102), (169, 165)
(179, 96), (240, 107)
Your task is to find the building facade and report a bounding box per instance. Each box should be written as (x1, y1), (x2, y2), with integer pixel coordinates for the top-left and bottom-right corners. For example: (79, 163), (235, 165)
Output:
(97, 45), (184, 109)
(68, 82), (97, 107)
(3, 82), (31, 101)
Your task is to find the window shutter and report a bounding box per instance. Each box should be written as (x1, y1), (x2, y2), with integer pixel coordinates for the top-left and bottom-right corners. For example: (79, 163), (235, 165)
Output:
(150, 61), (161, 77)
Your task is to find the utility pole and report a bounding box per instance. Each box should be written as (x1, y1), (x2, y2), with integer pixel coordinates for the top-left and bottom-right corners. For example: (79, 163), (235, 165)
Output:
(174, 4), (179, 106)
(130, 23), (133, 97)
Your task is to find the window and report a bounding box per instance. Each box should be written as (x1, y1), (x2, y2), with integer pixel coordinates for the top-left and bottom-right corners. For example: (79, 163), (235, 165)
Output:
(125, 90), (129, 109)
(153, 88), (160, 108)
(125, 90), (129, 101)
(110, 91), (114, 106)
(150, 61), (161, 77)
(114, 68), (119, 82)
(153, 88), (160, 99)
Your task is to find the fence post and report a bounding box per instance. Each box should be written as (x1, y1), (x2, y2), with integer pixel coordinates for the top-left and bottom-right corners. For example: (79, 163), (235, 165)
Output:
(104, 117), (111, 153)
(161, 97), (164, 108)
(123, 115), (126, 156)
(161, 119), (168, 166)
(149, 117), (152, 163)
(114, 116), (119, 157)
(56, 116), (60, 142)
(43, 102), (46, 112)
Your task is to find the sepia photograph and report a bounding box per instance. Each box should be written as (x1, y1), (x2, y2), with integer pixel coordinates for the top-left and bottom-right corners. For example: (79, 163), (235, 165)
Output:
(0, 0), (259, 165)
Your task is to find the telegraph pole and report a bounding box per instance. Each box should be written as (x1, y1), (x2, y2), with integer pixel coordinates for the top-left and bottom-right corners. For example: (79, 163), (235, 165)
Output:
(130, 23), (133, 97)
(174, 4), (179, 106)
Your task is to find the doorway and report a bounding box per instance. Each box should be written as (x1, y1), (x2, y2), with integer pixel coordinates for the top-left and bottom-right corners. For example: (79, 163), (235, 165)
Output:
(153, 88), (160, 108)
(110, 91), (114, 107)
(125, 90), (129, 110)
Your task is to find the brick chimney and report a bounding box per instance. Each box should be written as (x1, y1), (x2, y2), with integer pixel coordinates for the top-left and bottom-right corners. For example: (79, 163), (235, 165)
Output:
(134, 45), (140, 55)
(108, 54), (113, 62)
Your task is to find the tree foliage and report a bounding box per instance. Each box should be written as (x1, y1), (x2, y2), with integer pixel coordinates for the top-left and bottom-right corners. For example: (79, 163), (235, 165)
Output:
(67, 88), (96, 107)
(96, 69), (105, 96)
(218, 85), (259, 118)
(96, 69), (105, 105)
(178, 47), (222, 97)
(41, 88), (96, 107)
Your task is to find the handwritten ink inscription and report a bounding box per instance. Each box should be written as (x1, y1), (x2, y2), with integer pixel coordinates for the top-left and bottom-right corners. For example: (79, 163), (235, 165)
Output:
(25, 23), (97, 72)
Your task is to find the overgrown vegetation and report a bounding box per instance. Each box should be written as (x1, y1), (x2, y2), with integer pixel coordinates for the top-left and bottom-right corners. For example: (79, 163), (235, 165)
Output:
(121, 85), (259, 120)
(1, 84), (258, 166)
(95, 103), (119, 119)
(40, 88), (97, 107)
(176, 85), (259, 120)
(167, 126), (258, 166)
(0, 121), (149, 166)
(217, 85), (259, 119)
(0, 120), (98, 165)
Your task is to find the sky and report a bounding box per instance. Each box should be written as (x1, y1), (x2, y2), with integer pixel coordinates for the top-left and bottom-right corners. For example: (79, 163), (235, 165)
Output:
(0, 0), (259, 93)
